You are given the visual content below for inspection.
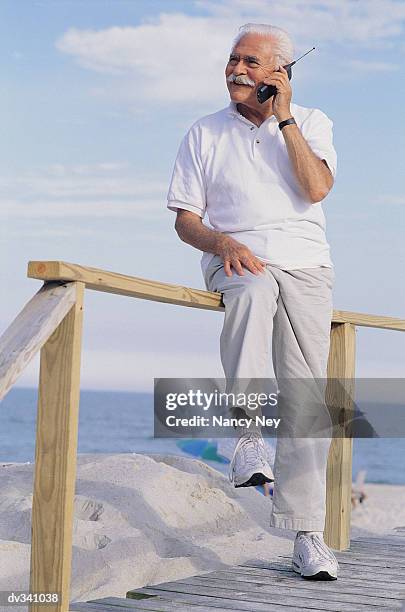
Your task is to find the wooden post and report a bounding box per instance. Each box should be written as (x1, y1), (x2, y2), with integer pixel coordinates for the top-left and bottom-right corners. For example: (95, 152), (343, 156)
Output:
(29, 281), (85, 612)
(324, 322), (356, 551)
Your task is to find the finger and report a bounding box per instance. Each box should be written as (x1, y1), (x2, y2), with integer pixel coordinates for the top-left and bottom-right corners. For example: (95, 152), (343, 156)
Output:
(240, 254), (265, 275)
(223, 259), (232, 277)
(245, 259), (261, 275)
(239, 255), (258, 275)
(253, 263), (265, 274)
(254, 258), (266, 272)
(262, 76), (279, 84)
(232, 259), (245, 276)
(264, 70), (286, 79)
(246, 263), (259, 275)
(249, 259), (261, 274)
(262, 78), (287, 88)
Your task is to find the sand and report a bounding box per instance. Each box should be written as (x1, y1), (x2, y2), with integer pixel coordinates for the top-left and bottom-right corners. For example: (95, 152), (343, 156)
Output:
(0, 453), (404, 606)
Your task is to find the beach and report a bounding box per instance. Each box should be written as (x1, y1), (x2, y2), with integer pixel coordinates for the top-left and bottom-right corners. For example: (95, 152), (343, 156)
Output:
(1, 452), (405, 606)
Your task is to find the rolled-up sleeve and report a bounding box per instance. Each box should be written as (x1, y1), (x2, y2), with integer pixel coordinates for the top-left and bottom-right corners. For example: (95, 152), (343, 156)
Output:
(167, 124), (206, 218)
(302, 109), (337, 179)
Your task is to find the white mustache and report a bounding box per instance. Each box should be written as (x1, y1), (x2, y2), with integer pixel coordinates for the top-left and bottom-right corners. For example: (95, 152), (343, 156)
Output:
(227, 74), (256, 87)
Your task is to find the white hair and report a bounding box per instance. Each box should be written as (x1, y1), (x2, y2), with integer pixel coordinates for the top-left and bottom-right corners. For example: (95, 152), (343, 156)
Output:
(231, 23), (294, 67)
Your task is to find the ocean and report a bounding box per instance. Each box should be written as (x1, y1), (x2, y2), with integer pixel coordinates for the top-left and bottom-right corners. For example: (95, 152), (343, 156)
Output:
(1, 387), (405, 485)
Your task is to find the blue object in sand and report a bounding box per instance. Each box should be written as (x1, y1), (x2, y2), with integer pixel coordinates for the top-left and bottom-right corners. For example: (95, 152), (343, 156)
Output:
(176, 439), (229, 464)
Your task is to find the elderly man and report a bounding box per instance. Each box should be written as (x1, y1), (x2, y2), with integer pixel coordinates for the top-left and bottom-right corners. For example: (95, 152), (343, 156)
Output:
(167, 23), (339, 580)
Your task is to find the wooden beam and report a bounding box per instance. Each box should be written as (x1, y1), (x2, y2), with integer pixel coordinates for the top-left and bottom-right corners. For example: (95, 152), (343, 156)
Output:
(0, 282), (77, 401)
(27, 260), (224, 312)
(324, 323), (356, 551)
(331, 309), (405, 332)
(27, 261), (405, 330)
(29, 281), (85, 612)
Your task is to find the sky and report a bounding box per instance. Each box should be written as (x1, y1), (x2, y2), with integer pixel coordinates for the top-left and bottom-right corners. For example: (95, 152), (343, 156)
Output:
(1, 0), (404, 392)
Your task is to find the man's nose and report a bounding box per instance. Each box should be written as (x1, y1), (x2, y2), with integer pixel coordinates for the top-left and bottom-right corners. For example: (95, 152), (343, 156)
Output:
(234, 69), (248, 76)
(231, 58), (248, 74)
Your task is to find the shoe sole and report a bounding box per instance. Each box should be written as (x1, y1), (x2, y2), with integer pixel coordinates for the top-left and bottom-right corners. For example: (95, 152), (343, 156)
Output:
(234, 473), (274, 488)
(303, 571), (337, 581)
(292, 560), (337, 580)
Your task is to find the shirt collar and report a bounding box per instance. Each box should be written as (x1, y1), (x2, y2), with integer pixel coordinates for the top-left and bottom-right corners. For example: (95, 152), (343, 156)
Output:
(227, 101), (278, 125)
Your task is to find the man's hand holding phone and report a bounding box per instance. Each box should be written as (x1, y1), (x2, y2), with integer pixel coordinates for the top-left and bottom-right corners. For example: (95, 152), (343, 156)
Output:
(217, 235), (267, 277)
(261, 65), (292, 121)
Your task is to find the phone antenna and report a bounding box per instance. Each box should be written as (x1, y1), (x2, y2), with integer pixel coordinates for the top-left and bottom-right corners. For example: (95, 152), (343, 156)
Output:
(289, 47), (316, 67)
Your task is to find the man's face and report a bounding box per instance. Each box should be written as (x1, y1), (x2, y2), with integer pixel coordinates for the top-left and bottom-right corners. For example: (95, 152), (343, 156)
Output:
(225, 33), (277, 109)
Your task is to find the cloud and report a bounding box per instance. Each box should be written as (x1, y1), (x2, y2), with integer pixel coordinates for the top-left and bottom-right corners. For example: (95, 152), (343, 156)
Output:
(55, 0), (405, 103)
(56, 14), (231, 106)
(202, 0), (405, 44)
(0, 163), (168, 220)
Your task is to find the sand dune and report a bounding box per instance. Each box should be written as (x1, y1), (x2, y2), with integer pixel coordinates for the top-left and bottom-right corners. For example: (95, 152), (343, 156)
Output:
(0, 453), (404, 605)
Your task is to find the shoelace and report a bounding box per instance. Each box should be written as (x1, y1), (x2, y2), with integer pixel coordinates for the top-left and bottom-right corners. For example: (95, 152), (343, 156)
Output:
(297, 534), (337, 565)
(313, 536), (338, 564)
(229, 433), (266, 483)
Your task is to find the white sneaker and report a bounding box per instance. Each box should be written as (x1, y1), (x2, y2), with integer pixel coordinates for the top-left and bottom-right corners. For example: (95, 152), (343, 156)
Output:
(292, 532), (338, 580)
(229, 431), (274, 487)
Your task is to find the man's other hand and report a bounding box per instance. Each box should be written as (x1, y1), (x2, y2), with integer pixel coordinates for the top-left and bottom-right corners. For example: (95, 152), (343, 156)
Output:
(174, 209), (266, 277)
(218, 236), (266, 277)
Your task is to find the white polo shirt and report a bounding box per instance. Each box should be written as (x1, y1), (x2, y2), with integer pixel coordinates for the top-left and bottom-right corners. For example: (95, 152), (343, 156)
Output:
(167, 100), (337, 277)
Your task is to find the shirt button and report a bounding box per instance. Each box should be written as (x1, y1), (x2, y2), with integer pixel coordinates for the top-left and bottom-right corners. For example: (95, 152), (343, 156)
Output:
(256, 139), (260, 144)
(250, 126), (255, 131)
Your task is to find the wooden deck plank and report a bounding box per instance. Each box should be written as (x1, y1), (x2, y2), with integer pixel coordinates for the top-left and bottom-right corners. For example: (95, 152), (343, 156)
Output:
(128, 579), (398, 611)
(225, 565), (405, 596)
(243, 560), (405, 583)
(352, 542), (405, 548)
(348, 541), (405, 553)
(71, 603), (212, 612)
(128, 587), (368, 611)
(288, 556), (405, 572)
(72, 538), (405, 612)
(258, 551), (405, 571)
(239, 561), (405, 585)
(196, 568), (405, 599)
(70, 604), (137, 611)
(71, 598), (229, 611)
(154, 575), (403, 609)
(354, 536), (405, 547)
(71, 594), (304, 612)
(337, 550), (405, 563)
(346, 547), (405, 560)
(276, 553), (405, 570)
(95, 594), (315, 611)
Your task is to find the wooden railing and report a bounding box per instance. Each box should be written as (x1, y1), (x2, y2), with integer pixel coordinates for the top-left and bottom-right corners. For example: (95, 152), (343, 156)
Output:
(0, 260), (404, 612)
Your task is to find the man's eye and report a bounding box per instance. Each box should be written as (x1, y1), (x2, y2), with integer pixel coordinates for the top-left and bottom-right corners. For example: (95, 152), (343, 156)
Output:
(248, 60), (259, 66)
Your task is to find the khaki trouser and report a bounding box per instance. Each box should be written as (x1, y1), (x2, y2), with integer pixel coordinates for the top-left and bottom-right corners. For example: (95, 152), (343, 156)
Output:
(204, 255), (334, 531)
